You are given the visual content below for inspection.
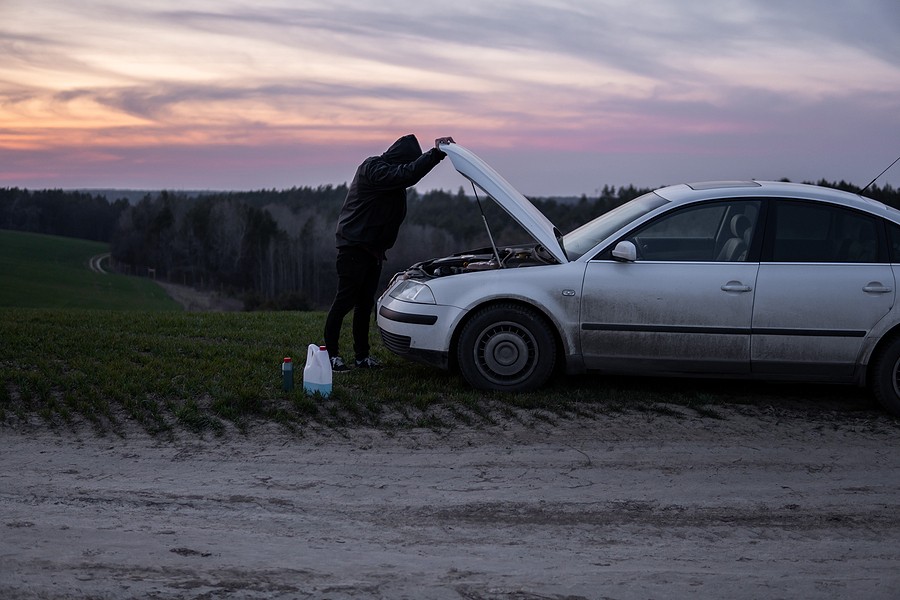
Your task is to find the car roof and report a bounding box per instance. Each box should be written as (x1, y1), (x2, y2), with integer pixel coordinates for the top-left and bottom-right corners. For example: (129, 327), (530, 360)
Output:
(655, 180), (900, 221)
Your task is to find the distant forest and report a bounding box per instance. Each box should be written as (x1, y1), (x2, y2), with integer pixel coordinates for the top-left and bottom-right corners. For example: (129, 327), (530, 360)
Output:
(2, 179), (899, 310)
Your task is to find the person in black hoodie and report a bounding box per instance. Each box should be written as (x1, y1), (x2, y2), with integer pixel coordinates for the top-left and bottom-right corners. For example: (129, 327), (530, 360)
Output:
(324, 134), (445, 372)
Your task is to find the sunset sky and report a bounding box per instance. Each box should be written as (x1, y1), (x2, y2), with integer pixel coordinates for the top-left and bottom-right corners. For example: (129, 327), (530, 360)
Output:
(2, 1), (899, 196)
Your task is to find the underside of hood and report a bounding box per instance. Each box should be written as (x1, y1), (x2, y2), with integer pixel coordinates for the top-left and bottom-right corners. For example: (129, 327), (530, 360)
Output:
(437, 140), (568, 264)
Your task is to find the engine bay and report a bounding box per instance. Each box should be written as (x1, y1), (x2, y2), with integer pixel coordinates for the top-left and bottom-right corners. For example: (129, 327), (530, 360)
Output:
(402, 243), (557, 279)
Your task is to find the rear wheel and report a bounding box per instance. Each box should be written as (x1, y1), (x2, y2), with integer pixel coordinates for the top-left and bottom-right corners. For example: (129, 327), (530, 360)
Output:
(869, 336), (900, 417)
(457, 304), (556, 392)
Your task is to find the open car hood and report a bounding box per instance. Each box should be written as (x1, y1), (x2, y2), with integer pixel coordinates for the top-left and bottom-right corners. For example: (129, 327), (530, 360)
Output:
(437, 140), (568, 264)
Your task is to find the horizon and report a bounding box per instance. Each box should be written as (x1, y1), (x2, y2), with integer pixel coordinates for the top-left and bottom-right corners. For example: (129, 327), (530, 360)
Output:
(2, 1), (899, 196)
(55, 170), (900, 200)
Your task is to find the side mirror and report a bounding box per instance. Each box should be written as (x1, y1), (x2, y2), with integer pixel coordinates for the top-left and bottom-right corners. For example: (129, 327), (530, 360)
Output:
(611, 240), (637, 262)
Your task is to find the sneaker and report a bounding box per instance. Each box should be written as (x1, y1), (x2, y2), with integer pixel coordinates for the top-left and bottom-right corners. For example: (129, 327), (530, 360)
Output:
(330, 356), (350, 373)
(355, 356), (382, 369)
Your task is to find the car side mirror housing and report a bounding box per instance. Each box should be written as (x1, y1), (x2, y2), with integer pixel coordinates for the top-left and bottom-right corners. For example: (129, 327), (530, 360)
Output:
(611, 241), (637, 262)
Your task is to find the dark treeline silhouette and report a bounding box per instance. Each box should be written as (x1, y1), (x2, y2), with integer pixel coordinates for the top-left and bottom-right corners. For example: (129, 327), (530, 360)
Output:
(3, 180), (899, 310)
(105, 184), (651, 309)
(0, 188), (129, 242)
(110, 187), (348, 310)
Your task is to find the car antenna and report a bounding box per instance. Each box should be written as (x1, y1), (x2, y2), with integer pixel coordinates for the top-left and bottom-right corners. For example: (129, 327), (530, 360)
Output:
(470, 181), (504, 268)
(861, 154), (900, 193)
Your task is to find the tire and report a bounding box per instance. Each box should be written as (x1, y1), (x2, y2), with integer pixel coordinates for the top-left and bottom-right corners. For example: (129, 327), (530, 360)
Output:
(457, 303), (556, 392)
(870, 336), (900, 417)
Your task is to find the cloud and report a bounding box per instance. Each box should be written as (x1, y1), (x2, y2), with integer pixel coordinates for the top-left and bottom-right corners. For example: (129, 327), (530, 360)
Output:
(0, 0), (898, 192)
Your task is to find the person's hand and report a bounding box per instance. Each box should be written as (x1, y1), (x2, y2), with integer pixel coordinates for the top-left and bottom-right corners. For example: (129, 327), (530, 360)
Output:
(434, 137), (453, 160)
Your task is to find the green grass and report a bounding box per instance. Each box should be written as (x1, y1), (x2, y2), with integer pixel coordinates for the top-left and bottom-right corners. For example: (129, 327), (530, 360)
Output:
(0, 229), (180, 310)
(0, 308), (887, 437)
(1, 309), (298, 435)
(0, 228), (889, 435)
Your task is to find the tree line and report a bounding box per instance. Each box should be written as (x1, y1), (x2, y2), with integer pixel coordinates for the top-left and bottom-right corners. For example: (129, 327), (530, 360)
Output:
(2, 180), (898, 310)
(105, 184), (653, 310)
(0, 188), (129, 242)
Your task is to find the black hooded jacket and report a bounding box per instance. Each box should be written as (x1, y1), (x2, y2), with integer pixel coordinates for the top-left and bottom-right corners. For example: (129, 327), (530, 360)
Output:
(335, 134), (444, 255)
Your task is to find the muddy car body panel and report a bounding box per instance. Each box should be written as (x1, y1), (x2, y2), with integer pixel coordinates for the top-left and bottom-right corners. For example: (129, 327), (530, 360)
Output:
(379, 261), (587, 368)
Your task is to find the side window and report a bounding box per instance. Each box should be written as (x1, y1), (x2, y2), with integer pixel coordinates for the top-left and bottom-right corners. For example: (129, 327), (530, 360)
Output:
(626, 200), (760, 262)
(888, 222), (900, 263)
(770, 201), (879, 263)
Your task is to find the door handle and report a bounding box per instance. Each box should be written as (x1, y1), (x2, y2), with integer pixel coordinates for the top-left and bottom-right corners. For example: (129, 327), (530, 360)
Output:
(863, 282), (892, 294)
(721, 281), (752, 293)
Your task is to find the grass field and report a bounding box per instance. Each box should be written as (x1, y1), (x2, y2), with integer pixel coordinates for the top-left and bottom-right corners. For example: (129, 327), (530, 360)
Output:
(0, 308), (536, 434)
(0, 229), (179, 310)
(0, 230), (887, 436)
(1, 306), (884, 436)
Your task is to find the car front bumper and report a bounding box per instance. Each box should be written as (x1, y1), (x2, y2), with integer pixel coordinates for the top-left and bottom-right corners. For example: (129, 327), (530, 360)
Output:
(376, 295), (466, 370)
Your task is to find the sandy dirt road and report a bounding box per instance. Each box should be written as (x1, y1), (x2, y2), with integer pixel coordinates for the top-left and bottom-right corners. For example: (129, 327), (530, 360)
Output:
(2, 405), (899, 599)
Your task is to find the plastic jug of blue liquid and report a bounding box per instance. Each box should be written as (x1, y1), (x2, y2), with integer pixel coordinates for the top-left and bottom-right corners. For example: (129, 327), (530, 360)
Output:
(303, 344), (332, 397)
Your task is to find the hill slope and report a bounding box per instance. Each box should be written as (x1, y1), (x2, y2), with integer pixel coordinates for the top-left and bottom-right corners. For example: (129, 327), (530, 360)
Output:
(0, 229), (180, 311)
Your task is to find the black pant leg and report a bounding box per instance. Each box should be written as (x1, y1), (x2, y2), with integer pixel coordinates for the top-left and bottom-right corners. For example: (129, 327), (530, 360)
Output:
(351, 257), (383, 361)
(323, 247), (381, 359)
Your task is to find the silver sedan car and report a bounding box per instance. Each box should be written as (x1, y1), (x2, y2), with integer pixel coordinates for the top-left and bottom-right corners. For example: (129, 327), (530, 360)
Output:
(377, 140), (900, 416)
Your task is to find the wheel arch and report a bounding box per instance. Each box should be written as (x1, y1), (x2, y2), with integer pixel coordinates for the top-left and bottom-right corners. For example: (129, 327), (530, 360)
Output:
(864, 323), (900, 387)
(447, 298), (566, 376)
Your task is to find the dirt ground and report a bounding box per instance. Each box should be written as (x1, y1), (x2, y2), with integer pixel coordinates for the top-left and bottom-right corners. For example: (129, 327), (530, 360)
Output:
(2, 403), (899, 600)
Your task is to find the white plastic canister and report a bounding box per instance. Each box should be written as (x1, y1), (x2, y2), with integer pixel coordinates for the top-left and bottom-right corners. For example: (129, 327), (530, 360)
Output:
(303, 344), (333, 397)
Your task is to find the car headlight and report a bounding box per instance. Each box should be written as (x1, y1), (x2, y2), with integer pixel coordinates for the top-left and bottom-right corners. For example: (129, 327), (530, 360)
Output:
(389, 280), (436, 304)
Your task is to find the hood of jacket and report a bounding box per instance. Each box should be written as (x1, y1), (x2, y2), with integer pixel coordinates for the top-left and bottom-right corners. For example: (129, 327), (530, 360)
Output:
(381, 134), (423, 165)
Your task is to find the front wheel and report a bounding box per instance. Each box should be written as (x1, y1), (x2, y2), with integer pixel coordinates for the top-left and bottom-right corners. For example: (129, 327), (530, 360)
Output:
(869, 336), (900, 417)
(457, 304), (556, 392)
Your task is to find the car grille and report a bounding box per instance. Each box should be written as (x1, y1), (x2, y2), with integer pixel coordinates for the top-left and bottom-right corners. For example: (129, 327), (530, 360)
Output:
(379, 328), (411, 354)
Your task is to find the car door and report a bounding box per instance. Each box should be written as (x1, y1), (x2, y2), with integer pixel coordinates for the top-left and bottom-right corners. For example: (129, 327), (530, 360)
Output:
(580, 200), (762, 374)
(751, 200), (895, 378)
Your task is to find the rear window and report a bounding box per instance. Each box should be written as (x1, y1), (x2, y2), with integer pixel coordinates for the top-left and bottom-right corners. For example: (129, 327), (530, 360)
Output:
(769, 201), (880, 263)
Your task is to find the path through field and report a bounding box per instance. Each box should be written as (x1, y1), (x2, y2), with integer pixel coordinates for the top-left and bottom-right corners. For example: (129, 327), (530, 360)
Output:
(87, 252), (110, 275)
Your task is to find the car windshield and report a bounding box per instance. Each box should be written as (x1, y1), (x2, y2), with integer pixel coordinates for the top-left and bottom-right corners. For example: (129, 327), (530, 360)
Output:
(563, 192), (668, 260)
